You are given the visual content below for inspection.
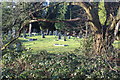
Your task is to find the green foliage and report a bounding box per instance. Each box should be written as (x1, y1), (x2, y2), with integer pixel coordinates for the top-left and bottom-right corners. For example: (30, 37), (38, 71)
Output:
(98, 1), (106, 25)
(2, 50), (120, 79)
(75, 36), (93, 56)
(55, 3), (67, 30)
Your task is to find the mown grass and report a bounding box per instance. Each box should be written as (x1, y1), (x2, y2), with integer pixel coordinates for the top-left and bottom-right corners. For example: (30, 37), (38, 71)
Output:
(19, 34), (120, 54)
(19, 35), (81, 54)
(113, 40), (120, 49)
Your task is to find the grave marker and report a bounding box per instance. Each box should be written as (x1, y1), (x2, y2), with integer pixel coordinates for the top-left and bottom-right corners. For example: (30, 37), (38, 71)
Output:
(41, 30), (45, 38)
(58, 32), (61, 39)
(8, 30), (12, 40)
(64, 33), (67, 41)
(49, 31), (52, 35)
(55, 30), (58, 36)
(12, 27), (16, 38)
(23, 29), (26, 39)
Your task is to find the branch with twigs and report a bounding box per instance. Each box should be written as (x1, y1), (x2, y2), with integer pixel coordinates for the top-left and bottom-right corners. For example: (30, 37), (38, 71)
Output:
(1, 17), (85, 51)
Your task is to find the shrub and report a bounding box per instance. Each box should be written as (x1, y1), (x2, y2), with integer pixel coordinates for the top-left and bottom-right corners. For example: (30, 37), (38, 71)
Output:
(1, 50), (120, 79)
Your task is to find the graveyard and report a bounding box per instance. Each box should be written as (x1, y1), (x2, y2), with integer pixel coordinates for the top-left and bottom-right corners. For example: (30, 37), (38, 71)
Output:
(19, 34), (81, 54)
(1, 1), (120, 79)
(19, 33), (120, 54)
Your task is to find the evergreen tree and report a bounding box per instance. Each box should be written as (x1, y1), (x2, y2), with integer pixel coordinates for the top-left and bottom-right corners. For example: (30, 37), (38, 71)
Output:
(55, 3), (67, 30)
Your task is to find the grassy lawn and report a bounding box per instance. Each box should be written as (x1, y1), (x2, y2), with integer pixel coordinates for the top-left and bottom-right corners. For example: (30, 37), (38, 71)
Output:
(19, 35), (81, 54)
(19, 34), (120, 54)
(113, 40), (120, 49)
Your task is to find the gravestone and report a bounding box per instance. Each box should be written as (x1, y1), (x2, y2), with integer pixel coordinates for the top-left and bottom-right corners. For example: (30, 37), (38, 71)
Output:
(58, 32), (61, 39)
(77, 32), (82, 38)
(53, 31), (55, 35)
(23, 29), (26, 39)
(40, 31), (43, 35)
(8, 30), (12, 40)
(46, 29), (49, 35)
(68, 36), (71, 39)
(63, 33), (67, 41)
(12, 28), (16, 38)
(55, 30), (58, 36)
(49, 31), (52, 35)
(41, 31), (45, 38)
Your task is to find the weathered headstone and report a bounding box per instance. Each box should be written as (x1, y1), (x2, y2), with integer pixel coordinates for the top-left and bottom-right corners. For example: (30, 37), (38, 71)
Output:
(23, 29), (26, 39)
(12, 27), (16, 38)
(53, 31), (55, 35)
(78, 32), (82, 38)
(58, 32), (61, 39)
(68, 36), (71, 39)
(46, 29), (49, 35)
(41, 30), (45, 38)
(64, 33), (67, 41)
(8, 30), (12, 40)
(55, 30), (58, 36)
(49, 31), (52, 35)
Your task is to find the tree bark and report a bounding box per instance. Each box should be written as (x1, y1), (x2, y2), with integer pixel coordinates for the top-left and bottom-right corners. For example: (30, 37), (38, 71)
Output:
(93, 32), (103, 55)
(93, 30), (114, 55)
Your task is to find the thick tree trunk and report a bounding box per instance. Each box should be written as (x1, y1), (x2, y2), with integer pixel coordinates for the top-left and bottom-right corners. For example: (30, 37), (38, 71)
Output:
(93, 31), (114, 55)
(93, 33), (104, 55)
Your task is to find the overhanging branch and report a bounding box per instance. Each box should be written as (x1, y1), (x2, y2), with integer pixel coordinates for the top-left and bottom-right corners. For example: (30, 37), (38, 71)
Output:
(1, 17), (85, 51)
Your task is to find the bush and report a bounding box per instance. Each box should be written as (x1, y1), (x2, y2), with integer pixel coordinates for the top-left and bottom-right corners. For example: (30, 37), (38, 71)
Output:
(1, 50), (120, 79)
(74, 36), (93, 56)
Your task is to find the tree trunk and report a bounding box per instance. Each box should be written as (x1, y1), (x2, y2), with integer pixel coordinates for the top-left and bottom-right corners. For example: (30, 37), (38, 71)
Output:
(29, 23), (32, 37)
(93, 31), (114, 55)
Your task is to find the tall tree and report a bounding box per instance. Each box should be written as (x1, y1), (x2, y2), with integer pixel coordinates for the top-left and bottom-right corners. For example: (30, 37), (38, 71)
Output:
(79, 2), (120, 54)
(55, 3), (67, 30)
